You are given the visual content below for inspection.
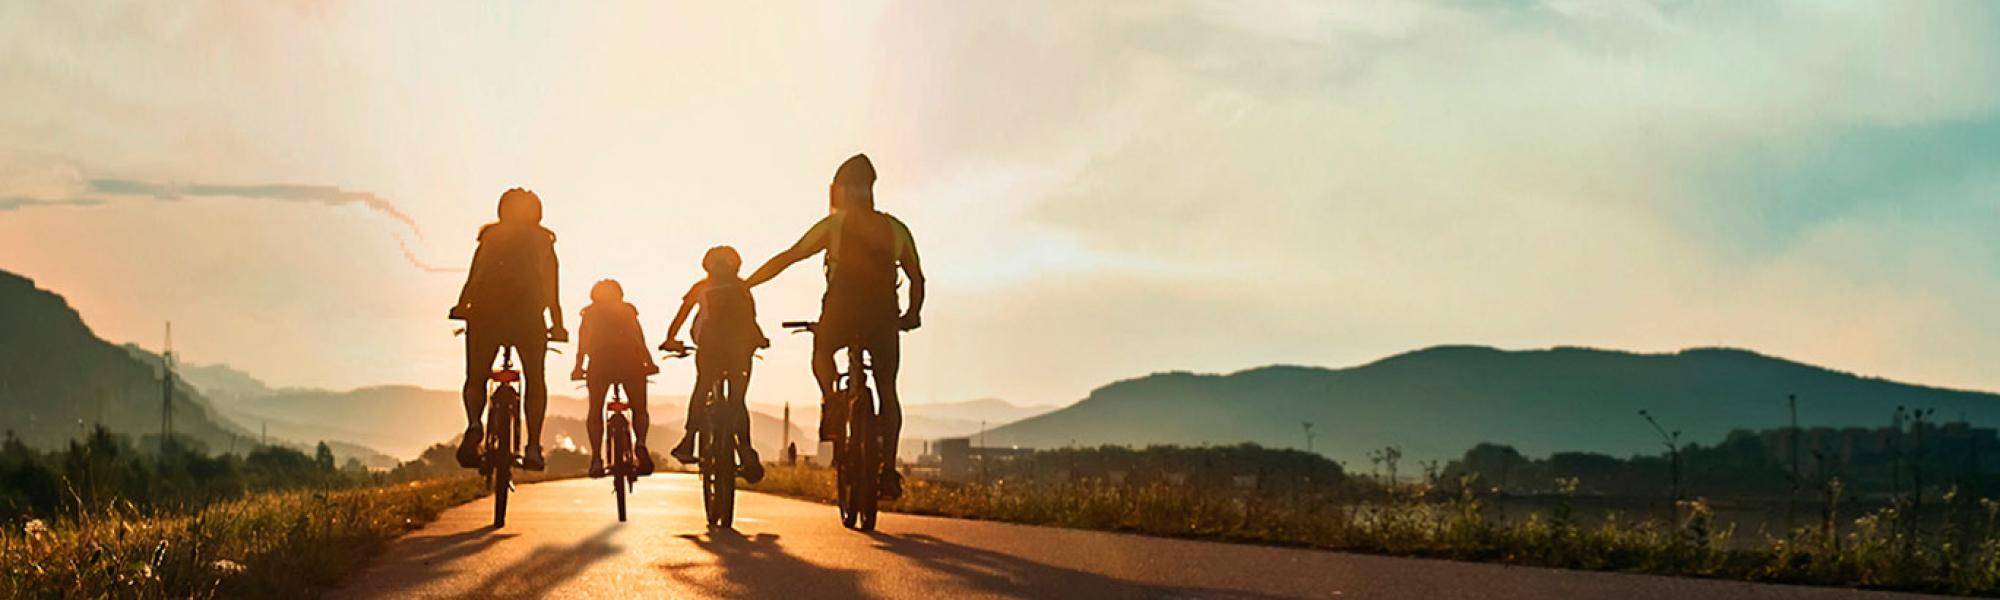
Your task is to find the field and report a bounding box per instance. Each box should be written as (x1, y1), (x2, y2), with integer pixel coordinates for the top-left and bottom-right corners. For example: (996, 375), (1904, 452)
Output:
(1, 477), (487, 599)
(749, 464), (2000, 596)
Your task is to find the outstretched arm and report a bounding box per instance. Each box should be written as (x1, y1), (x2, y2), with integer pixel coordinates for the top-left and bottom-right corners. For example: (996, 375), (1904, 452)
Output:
(745, 218), (833, 288)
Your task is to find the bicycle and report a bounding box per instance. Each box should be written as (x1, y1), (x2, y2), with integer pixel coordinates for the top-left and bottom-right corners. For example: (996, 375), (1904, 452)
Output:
(600, 382), (639, 523)
(782, 320), (879, 531)
(479, 345), (527, 529)
(662, 346), (748, 528)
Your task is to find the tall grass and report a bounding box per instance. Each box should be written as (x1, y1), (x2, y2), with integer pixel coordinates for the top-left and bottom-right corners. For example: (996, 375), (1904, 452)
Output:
(750, 465), (2000, 596)
(1, 477), (487, 599)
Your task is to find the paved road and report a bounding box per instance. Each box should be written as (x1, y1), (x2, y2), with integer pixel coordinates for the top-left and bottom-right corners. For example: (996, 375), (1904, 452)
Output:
(329, 475), (1942, 599)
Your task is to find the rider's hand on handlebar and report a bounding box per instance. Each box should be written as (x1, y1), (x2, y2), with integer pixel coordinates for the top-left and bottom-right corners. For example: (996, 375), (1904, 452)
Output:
(899, 312), (922, 332)
(658, 339), (687, 353)
(570, 366), (586, 382)
(448, 304), (468, 321)
(547, 326), (570, 343)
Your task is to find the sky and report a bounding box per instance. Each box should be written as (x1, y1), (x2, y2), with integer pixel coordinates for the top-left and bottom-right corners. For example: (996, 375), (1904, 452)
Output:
(1, 1), (1997, 410)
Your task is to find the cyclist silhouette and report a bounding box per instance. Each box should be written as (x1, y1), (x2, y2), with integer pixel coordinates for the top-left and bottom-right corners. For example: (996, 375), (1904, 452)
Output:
(745, 153), (924, 499)
(450, 187), (567, 471)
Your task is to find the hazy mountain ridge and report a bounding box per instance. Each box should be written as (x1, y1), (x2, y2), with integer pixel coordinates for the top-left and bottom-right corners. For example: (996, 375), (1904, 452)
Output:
(985, 345), (2000, 465)
(0, 270), (393, 467)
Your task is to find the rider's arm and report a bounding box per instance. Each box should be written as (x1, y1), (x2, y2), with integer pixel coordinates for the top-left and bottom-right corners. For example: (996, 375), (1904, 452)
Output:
(745, 216), (834, 288)
(541, 234), (565, 334)
(453, 239), (489, 314)
(897, 220), (925, 326)
(572, 312), (589, 376)
(661, 290), (696, 348)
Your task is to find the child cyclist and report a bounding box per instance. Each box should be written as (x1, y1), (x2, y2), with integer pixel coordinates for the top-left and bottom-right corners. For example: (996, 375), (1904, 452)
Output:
(659, 246), (767, 483)
(571, 279), (660, 478)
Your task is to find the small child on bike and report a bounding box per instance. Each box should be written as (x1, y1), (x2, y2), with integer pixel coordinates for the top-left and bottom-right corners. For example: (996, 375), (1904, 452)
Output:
(572, 279), (660, 478)
(660, 246), (768, 483)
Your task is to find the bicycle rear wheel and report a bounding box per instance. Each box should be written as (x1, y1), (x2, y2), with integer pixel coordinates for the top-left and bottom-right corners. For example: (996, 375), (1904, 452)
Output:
(612, 417), (631, 522)
(712, 429), (736, 528)
(489, 391), (516, 529)
(854, 402), (878, 532)
(845, 393), (877, 531)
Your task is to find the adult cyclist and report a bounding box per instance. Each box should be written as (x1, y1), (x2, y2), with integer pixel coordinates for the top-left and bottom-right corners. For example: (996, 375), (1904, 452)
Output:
(745, 153), (924, 499)
(449, 187), (567, 471)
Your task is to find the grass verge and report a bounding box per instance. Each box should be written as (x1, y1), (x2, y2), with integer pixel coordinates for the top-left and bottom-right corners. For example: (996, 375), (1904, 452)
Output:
(748, 465), (2000, 596)
(1, 476), (488, 599)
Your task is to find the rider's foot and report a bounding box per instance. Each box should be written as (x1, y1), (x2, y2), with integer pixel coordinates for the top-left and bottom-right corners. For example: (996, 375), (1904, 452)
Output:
(739, 448), (764, 484)
(523, 445), (546, 471)
(669, 434), (698, 464)
(878, 468), (903, 501)
(588, 457), (605, 478)
(455, 425), (483, 468)
(636, 446), (655, 476)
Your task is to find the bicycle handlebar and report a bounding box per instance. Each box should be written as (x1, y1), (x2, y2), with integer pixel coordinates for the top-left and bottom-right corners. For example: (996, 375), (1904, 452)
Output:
(780, 321), (816, 331)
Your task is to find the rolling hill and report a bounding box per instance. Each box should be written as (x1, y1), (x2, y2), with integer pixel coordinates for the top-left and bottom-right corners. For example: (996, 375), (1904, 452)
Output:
(983, 345), (2000, 465)
(0, 269), (392, 466)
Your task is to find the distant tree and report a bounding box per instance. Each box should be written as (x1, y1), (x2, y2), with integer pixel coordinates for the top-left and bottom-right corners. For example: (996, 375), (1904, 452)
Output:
(314, 442), (336, 472)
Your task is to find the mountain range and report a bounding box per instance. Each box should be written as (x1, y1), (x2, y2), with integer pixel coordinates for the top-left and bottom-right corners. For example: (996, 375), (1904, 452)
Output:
(0, 270), (389, 466)
(985, 346), (2000, 466)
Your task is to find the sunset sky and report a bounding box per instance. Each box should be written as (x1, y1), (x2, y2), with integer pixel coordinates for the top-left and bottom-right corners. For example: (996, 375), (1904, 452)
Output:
(2, 2), (1997, 409)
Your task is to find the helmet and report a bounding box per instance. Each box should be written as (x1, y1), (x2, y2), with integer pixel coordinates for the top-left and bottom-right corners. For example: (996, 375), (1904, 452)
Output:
(703, 246), (742, 276)
(497, 188), (542, 224)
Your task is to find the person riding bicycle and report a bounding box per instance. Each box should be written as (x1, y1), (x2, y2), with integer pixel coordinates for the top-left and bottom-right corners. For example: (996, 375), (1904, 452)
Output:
(660, 245), (768, 484)
(572, 279), (660, 479)
(449, 187), (567, 471)
(745, 153), (924, 500)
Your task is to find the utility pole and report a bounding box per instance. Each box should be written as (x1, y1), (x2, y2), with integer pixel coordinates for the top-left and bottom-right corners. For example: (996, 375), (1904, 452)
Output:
(781, 402), (791, 456)
(1302, 421), (1316, 454)
(1788, 393), (1800, 535)
(160, 322), (175, 452)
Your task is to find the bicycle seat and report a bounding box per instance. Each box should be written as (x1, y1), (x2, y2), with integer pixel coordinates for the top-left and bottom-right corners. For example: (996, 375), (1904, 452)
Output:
(607, 401), (629, 412)
(493, 369), (520, 383)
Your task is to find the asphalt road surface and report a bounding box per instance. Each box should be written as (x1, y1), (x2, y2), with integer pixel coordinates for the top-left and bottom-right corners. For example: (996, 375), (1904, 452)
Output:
(328, 475), (1945, 599)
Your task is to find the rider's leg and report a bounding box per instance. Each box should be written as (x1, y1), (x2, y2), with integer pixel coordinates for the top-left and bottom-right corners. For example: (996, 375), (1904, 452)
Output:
(870, 328), (904, 475)
(462, 327), (502, 427)
(671, 364), (715, 463)
(585, 378), (608, 461)
(521, 333), (550, 468)
(584, 378), (608, 477)
(458, 327), (502, 466)
(810, 332), (842, 440)
(629, 378), (655, 475)
(726, 361), (763, 482)
(629, 379), (651, 448)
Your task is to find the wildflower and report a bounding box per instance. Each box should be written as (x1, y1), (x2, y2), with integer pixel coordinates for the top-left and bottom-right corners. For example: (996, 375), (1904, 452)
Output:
(23, 519), (48, 540)
(211, 559), (247, 575)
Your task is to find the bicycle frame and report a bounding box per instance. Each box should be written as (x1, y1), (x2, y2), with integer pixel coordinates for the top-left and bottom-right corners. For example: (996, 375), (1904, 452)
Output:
(604, 382), (636, 522)
(485, 346), (525, 528)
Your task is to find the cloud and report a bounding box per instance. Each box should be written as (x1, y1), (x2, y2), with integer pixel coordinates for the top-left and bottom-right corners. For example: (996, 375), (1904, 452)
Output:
(0, 196), (103, 211)
(0, 165), (461, 273)
(84, 179), (425, 240)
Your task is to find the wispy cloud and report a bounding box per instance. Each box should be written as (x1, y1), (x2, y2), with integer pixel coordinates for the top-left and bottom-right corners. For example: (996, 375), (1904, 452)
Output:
(84, 179), (425, 240)
(2, 174), (462, 273)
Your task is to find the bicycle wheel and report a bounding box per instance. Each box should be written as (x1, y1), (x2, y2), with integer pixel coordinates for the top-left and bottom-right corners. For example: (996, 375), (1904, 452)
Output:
(714, 425), (736, 528)
(851, 395), (878, 532)
(489, 390), (515, 529)
(612, 417), (631, 522)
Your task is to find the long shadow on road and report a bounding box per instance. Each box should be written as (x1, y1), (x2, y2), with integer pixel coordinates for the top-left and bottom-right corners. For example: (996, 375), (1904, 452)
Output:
(457, 525), (620, 598)
(661, 529), (870, 598)
(866, 532), (1295, 599)
(663, 527), (1291, 599)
